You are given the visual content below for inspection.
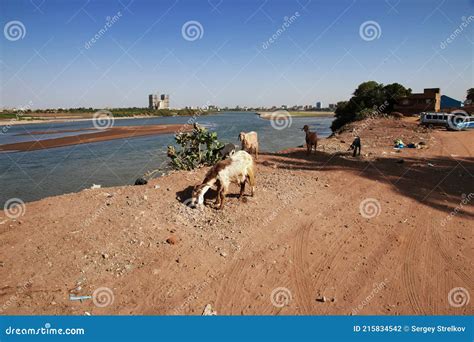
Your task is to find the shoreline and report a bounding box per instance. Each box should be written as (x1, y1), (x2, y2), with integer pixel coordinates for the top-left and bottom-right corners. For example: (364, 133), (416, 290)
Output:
(0, 115), (183, 127)
(0, 110), (218, 127)
(258, 111), (335, 119)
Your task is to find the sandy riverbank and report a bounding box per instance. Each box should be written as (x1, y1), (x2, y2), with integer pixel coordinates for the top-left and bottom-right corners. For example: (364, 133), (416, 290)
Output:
(0, 124), (193, 152)
(0, 117), (472, 315)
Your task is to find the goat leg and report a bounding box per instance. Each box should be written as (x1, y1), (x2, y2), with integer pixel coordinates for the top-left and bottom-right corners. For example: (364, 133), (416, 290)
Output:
(239, 182), (246, 199)
(214, 193), (221, 208)
(213, 180), (222, 208)
(218, 188), (226, 210)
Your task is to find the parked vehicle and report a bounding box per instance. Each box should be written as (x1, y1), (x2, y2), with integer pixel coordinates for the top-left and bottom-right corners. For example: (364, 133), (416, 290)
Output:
(420, 111), (474, 130)
(420, 112), (450, 127)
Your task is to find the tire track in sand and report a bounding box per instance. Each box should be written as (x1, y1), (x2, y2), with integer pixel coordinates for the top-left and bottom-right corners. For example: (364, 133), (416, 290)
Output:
(431, 227), (473, 287)
(290, 222), (313, 314)
(400, 130), (456, 315)
(215, 255), (250, 314)
(401, 183), (431, 315)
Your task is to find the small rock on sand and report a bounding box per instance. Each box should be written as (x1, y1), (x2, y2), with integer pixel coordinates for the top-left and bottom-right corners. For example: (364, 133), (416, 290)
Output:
(166, 236), (178, 245)
(316, 296), (326, 303)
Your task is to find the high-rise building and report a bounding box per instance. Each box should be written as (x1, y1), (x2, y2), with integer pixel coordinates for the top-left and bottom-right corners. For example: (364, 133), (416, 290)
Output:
(316, 101), (322, 109)
(148, 92), (169, 109)
(159, 94), (170, 109)
(148, 94), (156, 109)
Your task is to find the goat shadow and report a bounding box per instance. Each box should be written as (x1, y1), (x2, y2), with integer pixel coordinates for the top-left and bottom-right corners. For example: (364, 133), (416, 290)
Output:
(176, 184), (251, 207)
(176, 185), (219, 205)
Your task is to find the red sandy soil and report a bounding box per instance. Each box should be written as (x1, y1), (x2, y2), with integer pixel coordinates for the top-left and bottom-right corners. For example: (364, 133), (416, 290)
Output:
(0, 117), (472, 315)
(0, 124), (192, 152)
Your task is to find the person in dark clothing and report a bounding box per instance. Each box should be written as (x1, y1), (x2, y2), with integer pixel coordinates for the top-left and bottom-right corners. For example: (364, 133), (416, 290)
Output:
(349, 136), (361, 157)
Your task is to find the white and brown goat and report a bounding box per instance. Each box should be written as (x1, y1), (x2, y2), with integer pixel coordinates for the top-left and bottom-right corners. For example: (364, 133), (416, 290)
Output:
(238, 131), (259, 160)
(190, 150), (255, 210)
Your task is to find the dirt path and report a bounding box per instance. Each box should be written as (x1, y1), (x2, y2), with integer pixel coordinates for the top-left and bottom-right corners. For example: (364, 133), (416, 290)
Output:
(0, 118), (472, 315)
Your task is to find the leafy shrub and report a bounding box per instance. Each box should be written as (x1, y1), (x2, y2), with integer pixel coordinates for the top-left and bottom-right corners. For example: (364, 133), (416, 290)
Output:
(167, 123), (224, 170)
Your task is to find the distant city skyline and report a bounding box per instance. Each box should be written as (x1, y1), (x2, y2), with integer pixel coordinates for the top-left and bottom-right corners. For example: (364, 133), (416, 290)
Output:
(0, 0), (472, 109)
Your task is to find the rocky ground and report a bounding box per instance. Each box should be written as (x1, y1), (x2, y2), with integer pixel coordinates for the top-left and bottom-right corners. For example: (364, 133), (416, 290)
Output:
(0, 117), (472, 315)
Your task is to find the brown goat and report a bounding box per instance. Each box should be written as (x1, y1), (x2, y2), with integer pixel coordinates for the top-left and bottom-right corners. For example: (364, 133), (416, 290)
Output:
(238, 131), (258, 160)
(302, 125), (317, 155)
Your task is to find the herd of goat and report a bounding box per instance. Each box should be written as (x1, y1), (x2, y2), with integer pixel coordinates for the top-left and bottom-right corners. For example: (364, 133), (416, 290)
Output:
(190, 126), (361, 210)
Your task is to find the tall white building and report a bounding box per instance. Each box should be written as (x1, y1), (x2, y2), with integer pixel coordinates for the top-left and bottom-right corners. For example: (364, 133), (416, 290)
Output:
(148, 92), (169, 109)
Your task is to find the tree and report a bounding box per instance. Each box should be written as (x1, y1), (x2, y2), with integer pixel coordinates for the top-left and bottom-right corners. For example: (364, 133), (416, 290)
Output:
(383, 83), (412, 112)
(331, 81), (411, 132)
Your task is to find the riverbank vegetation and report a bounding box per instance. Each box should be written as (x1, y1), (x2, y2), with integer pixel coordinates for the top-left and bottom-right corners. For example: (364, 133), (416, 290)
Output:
(331, 81), (412, 132)
(167, 124), (224, 171)
(0, 107), (210, 121)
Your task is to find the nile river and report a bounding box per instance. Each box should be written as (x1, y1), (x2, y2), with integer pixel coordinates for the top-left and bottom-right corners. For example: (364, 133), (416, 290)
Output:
(0, 112), (333, 205)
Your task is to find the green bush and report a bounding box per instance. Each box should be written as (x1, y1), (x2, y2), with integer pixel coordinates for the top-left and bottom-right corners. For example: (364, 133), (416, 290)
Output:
(167, 124), (224, 171)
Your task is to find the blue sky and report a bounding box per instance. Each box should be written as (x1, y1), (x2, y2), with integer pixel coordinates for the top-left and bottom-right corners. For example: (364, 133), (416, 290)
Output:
(0, 0), (473, 109)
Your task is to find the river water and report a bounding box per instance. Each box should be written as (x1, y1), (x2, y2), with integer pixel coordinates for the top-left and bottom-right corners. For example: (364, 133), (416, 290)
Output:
(0, 112), (333, 205)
